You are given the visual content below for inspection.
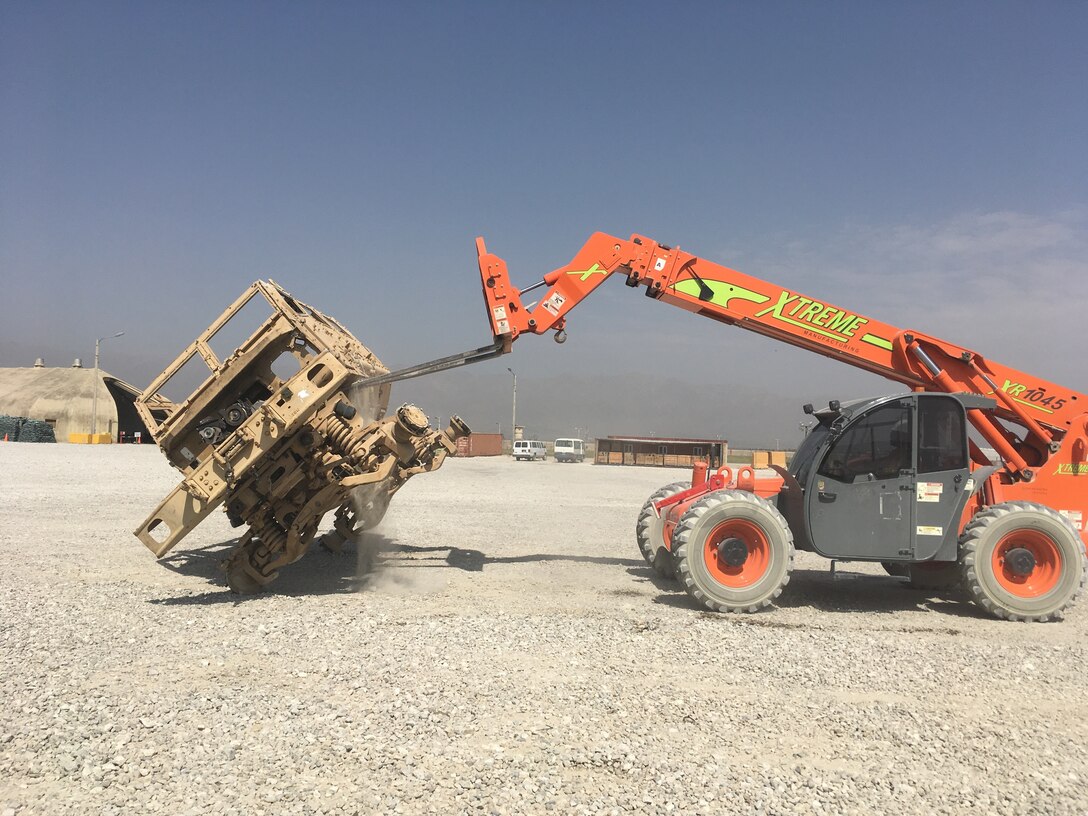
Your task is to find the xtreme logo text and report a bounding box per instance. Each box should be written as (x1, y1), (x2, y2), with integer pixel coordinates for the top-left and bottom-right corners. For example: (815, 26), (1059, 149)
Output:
(754, 291), (870, 340)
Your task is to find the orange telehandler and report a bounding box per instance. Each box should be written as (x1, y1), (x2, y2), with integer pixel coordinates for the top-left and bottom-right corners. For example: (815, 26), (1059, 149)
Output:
(462, 231), (1086, 622)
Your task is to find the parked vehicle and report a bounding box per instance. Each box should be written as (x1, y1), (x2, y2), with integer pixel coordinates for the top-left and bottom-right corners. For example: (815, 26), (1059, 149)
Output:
(554, 438), (585, 463)
(513, 440), (547, 461)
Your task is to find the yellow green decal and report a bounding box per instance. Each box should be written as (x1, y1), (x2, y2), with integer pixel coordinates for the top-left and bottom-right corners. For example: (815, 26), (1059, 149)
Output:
(754, 290), (870, 343)
(671, 278), (769, 309)
(999, 379), (1064, 415)
(862, 333), (893, 351)
(566, 263), (607, 282)
(1055, 464), (1088, 476)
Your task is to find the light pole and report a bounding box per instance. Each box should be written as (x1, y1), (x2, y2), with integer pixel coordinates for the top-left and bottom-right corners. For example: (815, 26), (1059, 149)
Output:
(507, 367), (517, 443)
(92, 331), (125, 436)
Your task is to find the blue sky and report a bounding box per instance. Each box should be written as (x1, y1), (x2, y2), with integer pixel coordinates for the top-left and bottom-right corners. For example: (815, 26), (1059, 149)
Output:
(2, 2), (1086, 444)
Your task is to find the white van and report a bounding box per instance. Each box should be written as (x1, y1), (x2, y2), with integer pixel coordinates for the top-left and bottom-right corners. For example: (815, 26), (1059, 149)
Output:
(553, 438), (585, 463)
(513, 440), (547, 461)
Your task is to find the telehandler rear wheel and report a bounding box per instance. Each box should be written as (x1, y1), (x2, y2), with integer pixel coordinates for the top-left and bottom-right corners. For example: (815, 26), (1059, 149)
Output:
(960, 501), (1086, 622)
(636, 481), (690, 564)
(673, 490), (794, 613)
(636, 481), (690, 579)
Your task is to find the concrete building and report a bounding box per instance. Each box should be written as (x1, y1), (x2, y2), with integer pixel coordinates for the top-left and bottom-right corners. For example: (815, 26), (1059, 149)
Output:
(0, 360), (153, 442)
(594, 435), (728, 468)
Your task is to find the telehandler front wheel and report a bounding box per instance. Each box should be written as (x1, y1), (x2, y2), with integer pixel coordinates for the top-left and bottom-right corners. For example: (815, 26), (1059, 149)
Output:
(673, 490), (794, 613)
(960, 501), (1086, 622)
(636, 481), (690, 579)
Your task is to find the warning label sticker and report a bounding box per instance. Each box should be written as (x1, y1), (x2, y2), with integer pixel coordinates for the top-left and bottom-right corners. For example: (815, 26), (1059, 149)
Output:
(541, 293), (566, 316)
(916, 525), (943, 536)
(916, 482), (944, 503)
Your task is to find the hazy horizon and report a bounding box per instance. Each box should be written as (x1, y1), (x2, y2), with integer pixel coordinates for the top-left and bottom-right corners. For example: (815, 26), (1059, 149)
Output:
(3, 2), (1086, 446)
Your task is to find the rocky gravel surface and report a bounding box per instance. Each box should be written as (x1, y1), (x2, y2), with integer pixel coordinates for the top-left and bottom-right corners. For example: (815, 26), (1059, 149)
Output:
(1, 444), (1087, 815)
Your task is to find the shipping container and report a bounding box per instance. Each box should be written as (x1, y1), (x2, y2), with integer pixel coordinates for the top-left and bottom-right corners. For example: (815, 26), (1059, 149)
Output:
(455, 433), (504, 457)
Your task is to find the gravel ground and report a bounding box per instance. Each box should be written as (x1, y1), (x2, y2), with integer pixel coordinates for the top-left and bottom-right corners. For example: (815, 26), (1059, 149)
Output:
(1, 444), (1087, 816)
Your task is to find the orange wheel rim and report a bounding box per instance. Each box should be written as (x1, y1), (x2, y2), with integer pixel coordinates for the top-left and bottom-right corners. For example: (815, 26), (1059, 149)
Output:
(703, 519), (771, 587)
(991, 530), (1062, 597)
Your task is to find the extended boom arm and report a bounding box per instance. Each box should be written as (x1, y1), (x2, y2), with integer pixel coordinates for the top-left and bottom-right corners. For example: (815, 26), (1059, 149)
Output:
(478, 232), (1088, 481)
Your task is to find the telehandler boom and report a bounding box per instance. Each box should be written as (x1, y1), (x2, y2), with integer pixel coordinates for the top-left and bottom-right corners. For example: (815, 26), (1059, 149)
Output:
(475, 232), (1088, 621)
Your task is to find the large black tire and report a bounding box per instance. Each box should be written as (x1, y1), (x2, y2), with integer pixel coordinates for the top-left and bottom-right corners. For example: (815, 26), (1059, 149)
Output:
(673, 490), (794, 613)
(635, 481), (690, 578)
(960, 501), (1086, 622)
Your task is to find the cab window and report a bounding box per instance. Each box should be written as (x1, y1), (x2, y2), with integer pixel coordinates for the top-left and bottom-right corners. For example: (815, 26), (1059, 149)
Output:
(817, 404), (910, 483)
(918, 397), (967, 474)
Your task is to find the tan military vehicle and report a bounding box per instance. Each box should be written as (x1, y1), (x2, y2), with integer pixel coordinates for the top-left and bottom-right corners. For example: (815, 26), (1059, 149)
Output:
(133, 280), (469, 593)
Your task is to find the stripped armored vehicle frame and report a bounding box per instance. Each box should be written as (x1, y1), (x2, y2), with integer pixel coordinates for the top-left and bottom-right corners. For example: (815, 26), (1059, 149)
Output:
(133, 280), (469, 593)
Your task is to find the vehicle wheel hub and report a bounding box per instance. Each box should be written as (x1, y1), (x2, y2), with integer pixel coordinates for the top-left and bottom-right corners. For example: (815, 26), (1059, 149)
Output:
(718, 537), (749, 567)
(1004, 546), (1036, 577)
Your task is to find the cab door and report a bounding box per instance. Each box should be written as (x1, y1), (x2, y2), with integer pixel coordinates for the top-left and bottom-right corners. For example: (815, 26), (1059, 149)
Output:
(804, 399), (915, 560)
(912, 395), (973, 560)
